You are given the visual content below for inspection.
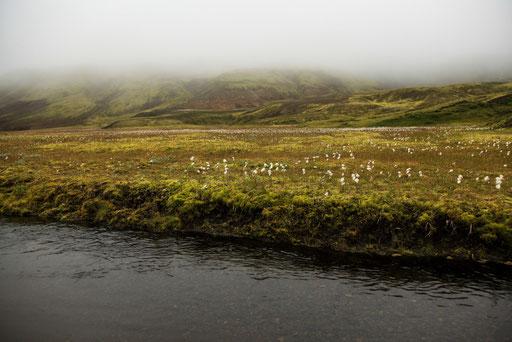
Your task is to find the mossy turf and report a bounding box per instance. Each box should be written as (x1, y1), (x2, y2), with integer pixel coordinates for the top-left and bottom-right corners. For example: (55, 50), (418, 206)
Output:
(0, 127), (511, 263)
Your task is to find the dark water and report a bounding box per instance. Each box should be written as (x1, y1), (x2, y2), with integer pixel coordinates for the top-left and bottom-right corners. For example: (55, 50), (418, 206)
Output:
(0, 220), (511, 342)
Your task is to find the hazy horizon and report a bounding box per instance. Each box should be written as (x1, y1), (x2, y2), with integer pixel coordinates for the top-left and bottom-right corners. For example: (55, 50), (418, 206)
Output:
(1, 0), (512, 86)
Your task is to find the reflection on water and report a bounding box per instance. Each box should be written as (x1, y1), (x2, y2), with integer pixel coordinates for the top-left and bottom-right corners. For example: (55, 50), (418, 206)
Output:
(0, 219), (511, 341)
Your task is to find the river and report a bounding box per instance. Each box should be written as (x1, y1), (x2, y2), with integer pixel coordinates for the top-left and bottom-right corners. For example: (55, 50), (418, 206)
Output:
(0, 219), (511, 341)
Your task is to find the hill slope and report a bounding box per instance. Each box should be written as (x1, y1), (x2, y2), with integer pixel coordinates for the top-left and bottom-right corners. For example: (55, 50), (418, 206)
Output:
(235, 82), (512, 127)
(0, 69), (376, 130)
(0, 72), (191, 130)
(0, 69), (511, 130)
(182, 69), (370, 110)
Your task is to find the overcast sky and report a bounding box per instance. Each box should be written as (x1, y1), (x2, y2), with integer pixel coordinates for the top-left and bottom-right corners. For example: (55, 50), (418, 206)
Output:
(1, 0), (511, 83)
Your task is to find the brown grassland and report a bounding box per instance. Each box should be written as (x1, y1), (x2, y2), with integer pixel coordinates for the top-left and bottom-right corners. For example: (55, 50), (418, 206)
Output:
(0, 127), (511, 263)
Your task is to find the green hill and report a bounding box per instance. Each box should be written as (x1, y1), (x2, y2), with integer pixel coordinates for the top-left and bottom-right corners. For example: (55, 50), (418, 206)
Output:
(0, 71), (191, 130)
(236, 82), (512, 127)
(0, 69), (511, 130)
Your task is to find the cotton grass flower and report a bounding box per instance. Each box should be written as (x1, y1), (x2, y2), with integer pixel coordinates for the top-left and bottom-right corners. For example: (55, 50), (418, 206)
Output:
(351, 173), (360, 183)
(496, 175), (504, 189)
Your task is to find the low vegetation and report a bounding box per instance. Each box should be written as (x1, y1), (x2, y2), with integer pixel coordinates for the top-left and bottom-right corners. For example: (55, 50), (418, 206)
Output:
(0, 127), (511, 263)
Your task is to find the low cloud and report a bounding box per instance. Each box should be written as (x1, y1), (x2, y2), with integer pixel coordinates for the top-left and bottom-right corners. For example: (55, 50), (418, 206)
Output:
(1, 0), (511, 85)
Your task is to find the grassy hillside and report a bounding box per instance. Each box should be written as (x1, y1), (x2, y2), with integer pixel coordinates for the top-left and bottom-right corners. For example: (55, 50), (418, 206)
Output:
(0, 69), (511, 130)
(183, 69), (374, 110)
(0, 69), (376, 130)
(236, 82), (512, 127)
(0, 72), (192, 130)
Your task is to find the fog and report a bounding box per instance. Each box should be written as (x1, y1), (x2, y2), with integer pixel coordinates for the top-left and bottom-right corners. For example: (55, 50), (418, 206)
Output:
(1, 0), (512, 85)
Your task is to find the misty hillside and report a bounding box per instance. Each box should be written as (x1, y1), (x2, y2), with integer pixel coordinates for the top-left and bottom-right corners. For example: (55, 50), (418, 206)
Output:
(0, 70), (511, 130)
(0, 71), (190, 130)
(0, 69), (376, 130)
(182, 70), (374, 110)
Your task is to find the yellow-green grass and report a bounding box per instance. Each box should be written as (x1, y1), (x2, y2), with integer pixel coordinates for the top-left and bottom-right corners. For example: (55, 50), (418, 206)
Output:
(1, 127), (511, 263)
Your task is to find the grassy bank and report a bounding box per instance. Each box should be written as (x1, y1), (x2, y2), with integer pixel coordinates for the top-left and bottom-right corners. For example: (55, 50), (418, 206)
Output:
(0, 127), (511, 262)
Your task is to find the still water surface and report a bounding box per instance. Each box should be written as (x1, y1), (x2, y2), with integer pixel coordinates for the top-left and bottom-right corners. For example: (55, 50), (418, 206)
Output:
(0, 219), (511, 341)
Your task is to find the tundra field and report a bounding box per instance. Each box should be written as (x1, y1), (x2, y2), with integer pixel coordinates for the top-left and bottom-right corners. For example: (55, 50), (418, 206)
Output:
(1, 127), (511, 263)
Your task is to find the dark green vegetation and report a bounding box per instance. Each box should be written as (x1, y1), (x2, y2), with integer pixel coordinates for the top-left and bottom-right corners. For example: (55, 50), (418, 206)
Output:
(1, 69), (511, 130)
(0, 128), (511, 263)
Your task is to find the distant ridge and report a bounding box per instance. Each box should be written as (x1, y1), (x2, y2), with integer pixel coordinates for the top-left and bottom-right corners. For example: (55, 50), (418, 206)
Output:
(0, 69), (511, 130)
